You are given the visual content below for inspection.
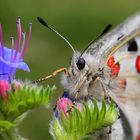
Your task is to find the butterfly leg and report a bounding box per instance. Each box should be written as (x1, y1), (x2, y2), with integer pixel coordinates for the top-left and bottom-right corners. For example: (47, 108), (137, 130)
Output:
(52, 67), (69, 76)
(33, 67), (69, 83)
(97, 77), (111, 103)
(73, 76), (87, 100)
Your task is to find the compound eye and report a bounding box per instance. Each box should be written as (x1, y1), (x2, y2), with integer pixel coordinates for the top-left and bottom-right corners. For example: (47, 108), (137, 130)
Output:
(76, 57), (86, 70)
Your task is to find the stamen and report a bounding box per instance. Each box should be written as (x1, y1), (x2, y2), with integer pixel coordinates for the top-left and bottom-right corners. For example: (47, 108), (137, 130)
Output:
(19, 23), (32, 59)
(0, 24), (5, 58)
(19, 32), (26, 60)
(10, 37), (14, 62)
(13, 17), (22, 62)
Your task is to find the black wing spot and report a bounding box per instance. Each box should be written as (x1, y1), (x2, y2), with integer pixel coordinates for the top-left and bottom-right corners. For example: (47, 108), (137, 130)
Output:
(128, 39), (138, 52)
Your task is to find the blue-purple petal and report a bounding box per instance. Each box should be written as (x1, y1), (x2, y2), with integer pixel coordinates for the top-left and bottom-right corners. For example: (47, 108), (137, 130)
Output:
(0, 56), (30, 72)
(10, 62), (30, 72)
(0, 46), (30, 83)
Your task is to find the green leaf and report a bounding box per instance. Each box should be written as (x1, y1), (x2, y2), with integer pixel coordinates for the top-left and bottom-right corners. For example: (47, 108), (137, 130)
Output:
(50, 98), (118, 140)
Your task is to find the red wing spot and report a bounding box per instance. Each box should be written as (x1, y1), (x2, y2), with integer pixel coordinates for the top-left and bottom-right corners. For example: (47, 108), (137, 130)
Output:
(136, 134), (140, 140)
(107, 56), (120, 77)
(136, 56), (140, 73)
(118, 78), (127, 89)
(111, 63), (120, 77)
(107, 56), (115, 67)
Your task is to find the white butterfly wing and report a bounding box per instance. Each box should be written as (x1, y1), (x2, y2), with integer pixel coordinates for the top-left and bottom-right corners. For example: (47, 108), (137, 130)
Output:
(84, 12), (140, 140)
(103, 15), (140, 139)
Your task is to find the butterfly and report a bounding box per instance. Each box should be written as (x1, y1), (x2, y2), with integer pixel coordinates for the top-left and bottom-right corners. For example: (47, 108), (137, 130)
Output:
(34, 11), (140, 140)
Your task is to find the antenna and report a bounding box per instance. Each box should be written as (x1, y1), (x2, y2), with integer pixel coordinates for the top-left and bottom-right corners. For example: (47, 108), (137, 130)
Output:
(81, 24), (112, 56)
(37, 17), (76, 53)
(87, 24), (112, 47)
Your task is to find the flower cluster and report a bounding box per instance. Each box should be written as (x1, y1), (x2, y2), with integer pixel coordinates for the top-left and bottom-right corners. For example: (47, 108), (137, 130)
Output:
(0, 18), (55, 140)
(54, 91), (82, 118)
(0, 17), (31, 100)
(50, 96), (118, 140)
(55, 92), (73, 117)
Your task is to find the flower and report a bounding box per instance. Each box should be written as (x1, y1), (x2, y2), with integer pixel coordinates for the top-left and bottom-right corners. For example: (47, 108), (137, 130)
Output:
(50, 98), (118, 140)
(54, 92), (82, 118)
(0, 80), (10, 101)
(0, 17), (32, 101)
(0, 17), (32, 83)
(11, 80), (23, 93)
(54, 91), (74, 117)
(56, 97), (73, 117)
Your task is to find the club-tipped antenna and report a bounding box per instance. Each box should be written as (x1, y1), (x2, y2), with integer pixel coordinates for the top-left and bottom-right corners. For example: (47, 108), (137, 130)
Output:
(37, 17), (76, 53)
(80, 24), (112, 56)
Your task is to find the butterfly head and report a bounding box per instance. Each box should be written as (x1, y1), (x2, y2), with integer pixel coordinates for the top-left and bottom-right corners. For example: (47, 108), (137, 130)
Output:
(61, 51), (103, 101)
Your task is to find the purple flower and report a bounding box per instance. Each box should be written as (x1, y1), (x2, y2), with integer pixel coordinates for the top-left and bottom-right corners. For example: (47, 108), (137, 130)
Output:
(55, 95), (82, 118)
(0, 17), (32, 83)
(56, 97), (73, 117)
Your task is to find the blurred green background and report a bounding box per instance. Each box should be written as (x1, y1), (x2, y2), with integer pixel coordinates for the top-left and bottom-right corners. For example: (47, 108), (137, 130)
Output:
(0, 0), (140, 139)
